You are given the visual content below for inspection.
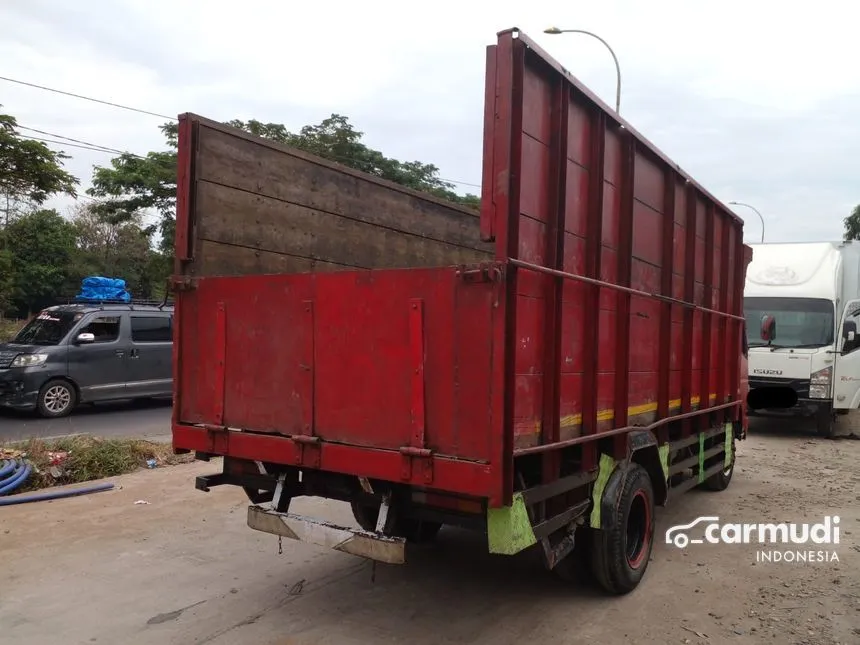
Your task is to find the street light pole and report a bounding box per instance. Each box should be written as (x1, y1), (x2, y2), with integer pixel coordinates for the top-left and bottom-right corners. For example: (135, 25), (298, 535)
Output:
(728, 201), (765, 244)
(543, 27), (621, 114)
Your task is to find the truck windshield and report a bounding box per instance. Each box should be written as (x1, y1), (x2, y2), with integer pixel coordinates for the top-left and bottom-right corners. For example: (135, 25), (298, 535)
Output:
(743, 297), (834, 349)
(10, 311), (80, 346)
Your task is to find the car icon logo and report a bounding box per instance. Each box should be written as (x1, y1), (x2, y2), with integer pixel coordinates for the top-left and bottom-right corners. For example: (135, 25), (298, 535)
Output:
(665, 516), (720, 548)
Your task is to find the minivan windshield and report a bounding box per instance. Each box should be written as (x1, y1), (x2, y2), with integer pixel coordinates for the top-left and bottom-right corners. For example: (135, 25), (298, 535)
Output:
(743, 297), (834, 349)
(11, 311), (81, 346)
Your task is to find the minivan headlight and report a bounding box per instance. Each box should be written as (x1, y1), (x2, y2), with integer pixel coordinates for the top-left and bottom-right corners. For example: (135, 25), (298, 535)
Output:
(10, 353), (48, 368)
(810, 366), (832, 399)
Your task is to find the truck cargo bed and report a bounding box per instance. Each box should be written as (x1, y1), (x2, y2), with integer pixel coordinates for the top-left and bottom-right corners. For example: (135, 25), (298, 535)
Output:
(173, 28), (750, 511)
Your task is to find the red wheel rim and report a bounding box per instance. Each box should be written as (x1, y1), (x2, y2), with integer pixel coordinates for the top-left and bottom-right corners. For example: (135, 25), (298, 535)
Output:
(626, 489), (651, 569)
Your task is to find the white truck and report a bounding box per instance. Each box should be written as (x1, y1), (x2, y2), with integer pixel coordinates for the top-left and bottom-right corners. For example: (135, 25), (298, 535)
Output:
(744, 241), (860, 437)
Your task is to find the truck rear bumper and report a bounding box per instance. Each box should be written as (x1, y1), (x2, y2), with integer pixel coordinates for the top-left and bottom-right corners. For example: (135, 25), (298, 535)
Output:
(247, 505), (406, 565)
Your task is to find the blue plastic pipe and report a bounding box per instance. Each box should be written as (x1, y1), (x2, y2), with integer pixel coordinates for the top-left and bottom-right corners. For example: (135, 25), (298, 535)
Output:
(0, 462), (32, 495)
(0, 459), (27, 487)
(0, 481), (115, 506)
(0, 459), (16, 479)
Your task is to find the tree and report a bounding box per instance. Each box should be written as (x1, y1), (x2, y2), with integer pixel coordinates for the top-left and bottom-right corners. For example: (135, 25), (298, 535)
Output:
(5, 209), (77, 316)
(844, 204), (860, 241)
(69, 203), (163, 298)
(0, 107), (78, 230)
(88, 115), (480, 260)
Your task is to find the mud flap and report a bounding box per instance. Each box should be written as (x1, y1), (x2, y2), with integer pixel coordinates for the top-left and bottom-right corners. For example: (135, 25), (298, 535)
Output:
(590, 454), (617, 530)
(658, 444), (670, 481)
(724, 422), (734, 469)
(487, 492), (537, 555)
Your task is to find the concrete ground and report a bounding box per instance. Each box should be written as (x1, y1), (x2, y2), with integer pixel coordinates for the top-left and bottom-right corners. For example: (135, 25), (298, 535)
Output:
(1, 421), (858, 645)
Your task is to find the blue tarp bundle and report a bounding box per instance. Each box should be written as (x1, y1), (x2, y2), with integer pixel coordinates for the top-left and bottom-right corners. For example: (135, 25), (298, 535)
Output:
(75, 276), (131, 303)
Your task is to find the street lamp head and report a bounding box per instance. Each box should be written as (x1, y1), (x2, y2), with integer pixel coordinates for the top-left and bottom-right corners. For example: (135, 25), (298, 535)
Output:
(544, 26), (563, 34)
(728, 201), (740, 205)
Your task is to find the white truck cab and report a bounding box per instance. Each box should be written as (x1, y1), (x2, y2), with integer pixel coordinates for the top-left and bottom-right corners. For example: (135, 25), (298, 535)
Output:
(744, 241), (860, 437)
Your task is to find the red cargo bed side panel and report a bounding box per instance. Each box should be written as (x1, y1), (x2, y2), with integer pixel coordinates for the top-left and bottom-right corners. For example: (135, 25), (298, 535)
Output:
(484, 28), (749, 465)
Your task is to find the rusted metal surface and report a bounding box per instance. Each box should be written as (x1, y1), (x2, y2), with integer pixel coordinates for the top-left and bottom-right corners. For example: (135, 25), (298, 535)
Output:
(246, 505), (406, 565)
(172, 28), (752, 510)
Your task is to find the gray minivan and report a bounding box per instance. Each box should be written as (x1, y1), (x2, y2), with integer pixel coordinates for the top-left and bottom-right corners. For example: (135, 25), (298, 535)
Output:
(0, 302), (173, 418)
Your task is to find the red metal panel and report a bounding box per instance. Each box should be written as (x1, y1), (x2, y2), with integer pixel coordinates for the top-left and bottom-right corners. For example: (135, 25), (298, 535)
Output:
(681, 185), (697, 432)
(409, 299), (427, 449)
(581, 101), (606, 464)
(174, 424), (496, 501)
(480, 46), (498, 241)
(657, 173), (675, 422)
(213, 301), (226, 425)
(176, 268), (498, 464)
(539, 72), (570, 487)
(614, 136), (636, 437)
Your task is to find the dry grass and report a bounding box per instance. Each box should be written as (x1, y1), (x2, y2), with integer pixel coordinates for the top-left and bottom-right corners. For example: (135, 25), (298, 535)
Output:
(1, 435), (195, 491)
(0, 318), (24, 342)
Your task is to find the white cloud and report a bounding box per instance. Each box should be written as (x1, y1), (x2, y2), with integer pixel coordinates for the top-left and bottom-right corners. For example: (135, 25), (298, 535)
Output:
(1, 0), (858, 242)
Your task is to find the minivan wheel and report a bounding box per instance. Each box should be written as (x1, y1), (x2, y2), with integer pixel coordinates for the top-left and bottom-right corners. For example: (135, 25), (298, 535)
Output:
(37, 379), (77, 418)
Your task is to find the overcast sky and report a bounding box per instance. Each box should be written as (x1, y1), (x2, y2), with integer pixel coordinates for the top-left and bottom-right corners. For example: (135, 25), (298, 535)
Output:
(2, 0), (858, 244)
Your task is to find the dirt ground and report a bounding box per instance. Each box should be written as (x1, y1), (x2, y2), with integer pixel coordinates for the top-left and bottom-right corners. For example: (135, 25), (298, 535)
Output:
(1, 416), (858, 645)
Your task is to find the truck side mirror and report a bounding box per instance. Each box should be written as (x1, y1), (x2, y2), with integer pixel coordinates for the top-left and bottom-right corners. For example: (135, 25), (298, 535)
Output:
(760, 314), (776, 342)
(842, 321), (857, 353)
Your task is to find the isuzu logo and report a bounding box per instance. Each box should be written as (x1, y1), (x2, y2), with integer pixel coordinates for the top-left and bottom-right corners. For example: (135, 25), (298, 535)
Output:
(753, 368), (783, 376)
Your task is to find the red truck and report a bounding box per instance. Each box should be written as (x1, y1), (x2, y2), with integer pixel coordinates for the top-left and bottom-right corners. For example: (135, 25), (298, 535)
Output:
(171, 28), (752, 595)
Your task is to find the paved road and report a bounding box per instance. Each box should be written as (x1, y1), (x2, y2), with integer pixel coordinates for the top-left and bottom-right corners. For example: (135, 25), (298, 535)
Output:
(0, 398), (172, 442)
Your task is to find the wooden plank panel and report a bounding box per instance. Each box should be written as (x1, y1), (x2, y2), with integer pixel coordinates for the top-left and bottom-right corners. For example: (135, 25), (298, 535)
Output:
(195, 180), (491, 273)
(193, 239), (348, 277)
(194, 123), (491, 255)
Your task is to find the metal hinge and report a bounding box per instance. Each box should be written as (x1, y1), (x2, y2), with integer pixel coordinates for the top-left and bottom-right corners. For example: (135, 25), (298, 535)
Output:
(399, 446), (434, 484)
(170, 276), (199, 291)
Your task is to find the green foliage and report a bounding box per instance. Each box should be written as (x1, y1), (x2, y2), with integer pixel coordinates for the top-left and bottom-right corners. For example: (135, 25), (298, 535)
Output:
(0, 246), (12, 312)
(69, 203), (165, 297)
(5, 209), (77, 315)
(89, 148), (177, 253)
(843, 204), (860, 241)
(0, 107), (78, 226)
(88, 114), (480, 261)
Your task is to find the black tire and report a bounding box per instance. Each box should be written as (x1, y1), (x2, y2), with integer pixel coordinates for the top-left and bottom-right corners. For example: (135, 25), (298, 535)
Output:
(816, 405), (835, 438)
(36, 379), (77, 418)
(590, 464), (655, 595)
(703, 462), (734, 491)
(350, 499), (442, 543)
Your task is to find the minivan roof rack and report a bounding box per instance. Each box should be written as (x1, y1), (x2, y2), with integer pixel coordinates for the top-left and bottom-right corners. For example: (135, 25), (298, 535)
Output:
(63, 297), (175, 309)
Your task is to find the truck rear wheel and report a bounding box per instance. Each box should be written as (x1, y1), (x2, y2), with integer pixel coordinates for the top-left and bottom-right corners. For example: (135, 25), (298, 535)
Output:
(590, 464), (655, 595)
(350, 500), (442, 543)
